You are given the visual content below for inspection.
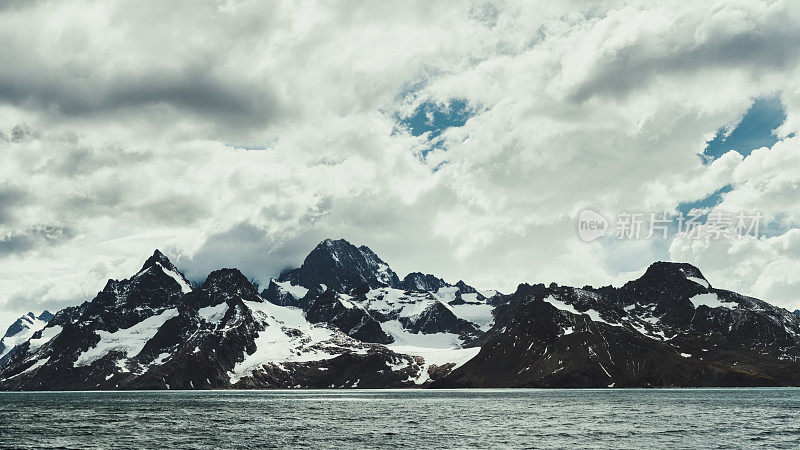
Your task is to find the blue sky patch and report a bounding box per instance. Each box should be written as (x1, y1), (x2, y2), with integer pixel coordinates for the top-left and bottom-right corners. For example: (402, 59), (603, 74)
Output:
(702, 96), (786, 162)
(400, 99), (473, 139)
(397, 98), (475, 161)
(676, 184), (734, 217)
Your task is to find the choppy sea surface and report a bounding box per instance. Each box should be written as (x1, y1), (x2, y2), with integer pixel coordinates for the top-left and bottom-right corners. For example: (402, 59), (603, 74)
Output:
(1, 388), (799, 449)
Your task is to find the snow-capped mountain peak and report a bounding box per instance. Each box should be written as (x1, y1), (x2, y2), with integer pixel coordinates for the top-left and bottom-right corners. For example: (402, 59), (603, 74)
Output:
(278, 239), (400, 293)
(140, 249), (174, 272)
(134, 249), (193, 294)
(400, 272), (450, 292)
(194, 268), (259, 307)
(0, 311), (53, 360)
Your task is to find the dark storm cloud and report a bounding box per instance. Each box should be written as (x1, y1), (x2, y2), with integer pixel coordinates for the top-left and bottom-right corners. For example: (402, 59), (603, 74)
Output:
(176, 223), (327, 284)
(4, 287), (78, 316)
(567, 19), (800, 102)
(138, 195), (209, 227)
(62, 187), (126, 217)
(0, 225), (73, 256)
(0, 0), (45, 11)
(9, 124), (38, 143)
(41, 142), (152, 177)
(0, 185), (29, 225)
(0, 64), (284, 130)
(57, 184), (207, 228)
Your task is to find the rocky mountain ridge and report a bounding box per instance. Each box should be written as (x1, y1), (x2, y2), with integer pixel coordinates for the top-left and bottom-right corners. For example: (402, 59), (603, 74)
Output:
(1, 239), (798, 390)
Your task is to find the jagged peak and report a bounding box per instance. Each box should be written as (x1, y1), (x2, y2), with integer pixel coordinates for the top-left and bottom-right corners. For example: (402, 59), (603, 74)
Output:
(455, 280), (478, 294)
(2, 311), (52, 340)
(280, 238), (400, 292)
(645, 261), (703, 276)
(201, 268), (257, 295)
(17, 311), (53, 324)
(404, 271), (430, 278)
(319, 238), (352, 251)
(140, 249), (174, 272)
(12, 311), (52, 327)
(509, 282), (548, 299)
(309, 239), (385, 264)
(398, 274), (478, 294)
(638, 261), (710, 289)
(357, 244), (379, 257)
(132, 249), (192, 294)
(400, 272), (450, 291)
(306, 239), (360, 264)
(203, 268), (251, 284)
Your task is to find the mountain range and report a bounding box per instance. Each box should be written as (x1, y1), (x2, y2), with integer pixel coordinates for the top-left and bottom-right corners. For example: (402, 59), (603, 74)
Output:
(1, 238), (798, 390)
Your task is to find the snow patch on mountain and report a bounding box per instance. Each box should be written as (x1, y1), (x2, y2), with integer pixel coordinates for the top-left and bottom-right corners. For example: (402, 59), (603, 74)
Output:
(544, 296), (582, 315)
(229, 300), (367, 384)
(392, 346), (480, 384)
(151, 352), (171, 366)
(272, 280), (309, 299)
(382, 319), (480, 384)
(337, 295), (357, 309)
(448, 303), (494, 331)
(686, 277), (710, 289)
(156, 262), (192, 293)
(358, 287), (492, 330)
(3, 357), (50, 381)
(22, 357), (49, 375)
(27, 325), (63, 353)
(584, 309), (619, 326)
(434, 286), (460, 303)
(374, 262), (393, 286)
(198, 303), (228, 325)
(381, 320), (462, 348)
(544, 295), (619, 327)
(690, 293), (730, 309)
(362, 288), (439, 319)
(74, 309), (179, 367)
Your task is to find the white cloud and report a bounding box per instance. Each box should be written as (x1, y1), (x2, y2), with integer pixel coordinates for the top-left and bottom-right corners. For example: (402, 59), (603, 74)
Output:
(670, 229), (800, 311)
(0, 0), (799, 319)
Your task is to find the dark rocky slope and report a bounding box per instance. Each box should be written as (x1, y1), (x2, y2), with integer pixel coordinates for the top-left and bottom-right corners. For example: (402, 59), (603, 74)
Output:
(434, 263), (800, 388)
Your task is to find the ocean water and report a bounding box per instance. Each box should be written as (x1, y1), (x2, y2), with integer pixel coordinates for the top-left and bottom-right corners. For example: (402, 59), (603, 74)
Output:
(1, 388), (799, 449)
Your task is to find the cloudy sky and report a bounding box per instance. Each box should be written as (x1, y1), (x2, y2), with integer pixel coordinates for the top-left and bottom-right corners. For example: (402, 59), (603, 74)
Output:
(1, 0), (799, 330)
